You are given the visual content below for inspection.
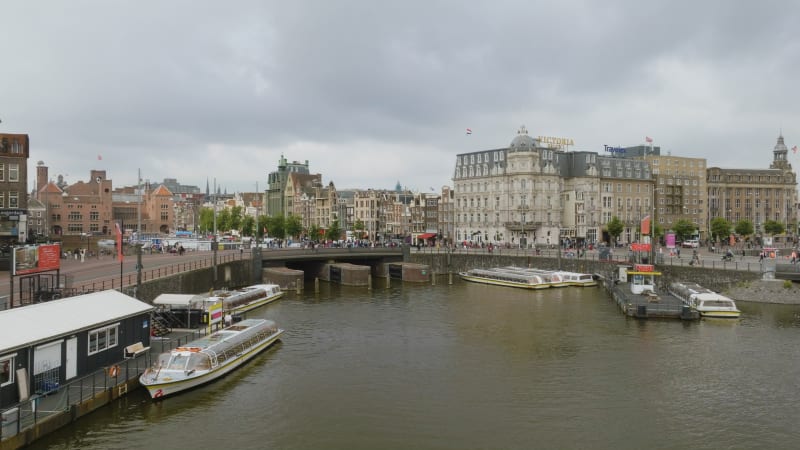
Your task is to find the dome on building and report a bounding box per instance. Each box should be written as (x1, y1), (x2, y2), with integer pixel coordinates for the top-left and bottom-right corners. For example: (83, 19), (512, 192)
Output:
(774, 134), (788, 153)
(508, 125), (536, 152)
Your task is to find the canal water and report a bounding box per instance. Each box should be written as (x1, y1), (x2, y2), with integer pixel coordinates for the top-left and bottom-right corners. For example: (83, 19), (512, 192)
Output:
(30, 280), (800, 450)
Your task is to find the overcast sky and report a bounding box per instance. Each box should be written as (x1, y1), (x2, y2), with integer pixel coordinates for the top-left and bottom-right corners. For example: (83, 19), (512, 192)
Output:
(3, 1), (800, 195)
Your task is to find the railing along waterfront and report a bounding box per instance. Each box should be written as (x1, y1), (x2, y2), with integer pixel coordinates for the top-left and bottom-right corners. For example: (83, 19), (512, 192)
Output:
(410, 245), (775, 273)
(0, 330), (206, 443)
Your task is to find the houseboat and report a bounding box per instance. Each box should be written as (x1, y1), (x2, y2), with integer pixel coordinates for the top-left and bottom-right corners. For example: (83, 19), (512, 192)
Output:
(140, 318), (283, 398)
(668, 282), (741, 319)
(459, 268), (550, 289)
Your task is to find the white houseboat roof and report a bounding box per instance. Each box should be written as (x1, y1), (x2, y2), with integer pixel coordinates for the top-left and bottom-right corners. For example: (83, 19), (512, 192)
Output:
(0, 290), (153, 353)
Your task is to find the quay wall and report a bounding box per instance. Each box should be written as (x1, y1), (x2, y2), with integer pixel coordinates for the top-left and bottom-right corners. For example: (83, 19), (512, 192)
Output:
(120, 259), (254, 303)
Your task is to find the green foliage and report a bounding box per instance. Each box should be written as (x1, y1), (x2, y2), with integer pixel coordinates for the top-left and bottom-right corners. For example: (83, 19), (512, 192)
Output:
(241, 215), (255, 237)
(285, 215), (302, 238)
(783, 280), (793, 289)
(266, 215), (286, 239)
(326, 220), (342, 241)
(735, 219), (754, 237)
(672, 219), (697, 241)
(353, 219), (366, 239)
(606, 216), (624, 242)
(229, 206), (243, 232)
(710, 217), (732, 242)
(256, 215), (269, 238)
(308, 224), (321, 240)
(216, 208), (231, 233)
(763, 220), (785, 236)
(199, 207), (214, 233)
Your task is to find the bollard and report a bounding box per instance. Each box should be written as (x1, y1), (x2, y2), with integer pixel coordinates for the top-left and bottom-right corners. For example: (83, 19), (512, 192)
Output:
(386, 276), (390, 289)
(432, 273), (436, 285)
(368, 276), (372, 290)
(449, 272), (453, 285)
(315, 277), (319, 293)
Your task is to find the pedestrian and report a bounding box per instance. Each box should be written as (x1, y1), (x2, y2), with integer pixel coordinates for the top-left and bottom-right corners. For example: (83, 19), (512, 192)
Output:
(759, 251), (764, 262)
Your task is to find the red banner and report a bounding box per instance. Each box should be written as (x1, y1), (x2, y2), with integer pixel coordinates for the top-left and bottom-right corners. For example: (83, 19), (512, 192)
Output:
(115, 222), (124, 262)
(640, 215), (651, 235)
(631, 243), (651, 252)
(633, 264), (655, 272)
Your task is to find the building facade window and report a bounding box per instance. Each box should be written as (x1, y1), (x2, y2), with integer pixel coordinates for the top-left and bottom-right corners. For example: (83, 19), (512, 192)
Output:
(1, 354), (14, 387)
(88, 323), (119, 355)
(8, 192), (18, 208)
(9, 164), (19, 182)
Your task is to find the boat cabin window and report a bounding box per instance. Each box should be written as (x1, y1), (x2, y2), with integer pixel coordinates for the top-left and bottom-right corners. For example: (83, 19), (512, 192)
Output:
(187, 353), (212, 371)
(702, 300), (734, 308)
(166, 353), (191, 371)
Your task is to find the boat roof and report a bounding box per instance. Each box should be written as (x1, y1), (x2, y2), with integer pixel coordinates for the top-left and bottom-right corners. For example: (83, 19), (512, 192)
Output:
(175, 318), (274, 351)
(693, 292), (735, 302)
(0, 290), (153, 353)
(153, 293), (196, 306)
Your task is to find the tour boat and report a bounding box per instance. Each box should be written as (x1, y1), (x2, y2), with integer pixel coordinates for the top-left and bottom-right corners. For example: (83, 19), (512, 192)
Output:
(209, 284), (284, 314)
(553, 271), (598, 287)
(668, 282), (741, 319)
(459, 268), (550, 289)
(140, 318), (283, 398)
(497, 267), (569, 288)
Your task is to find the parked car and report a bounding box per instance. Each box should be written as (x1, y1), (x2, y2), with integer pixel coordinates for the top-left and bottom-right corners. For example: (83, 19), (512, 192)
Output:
(681, 239), (700, 248)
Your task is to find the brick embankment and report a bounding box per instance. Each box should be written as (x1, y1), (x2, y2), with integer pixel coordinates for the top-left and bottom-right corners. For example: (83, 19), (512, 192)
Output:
(722, 279), (800, 305)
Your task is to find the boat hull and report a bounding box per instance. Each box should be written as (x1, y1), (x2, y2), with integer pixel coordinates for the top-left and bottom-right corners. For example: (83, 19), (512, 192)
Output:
(140, 330), (283, 399)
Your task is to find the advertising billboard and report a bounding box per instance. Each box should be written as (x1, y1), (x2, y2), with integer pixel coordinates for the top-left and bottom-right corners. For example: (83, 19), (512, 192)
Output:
(12, 243), (61, 276)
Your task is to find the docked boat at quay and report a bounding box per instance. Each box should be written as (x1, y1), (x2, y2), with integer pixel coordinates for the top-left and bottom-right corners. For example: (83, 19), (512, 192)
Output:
(459, 268), (550, 289)
(552, 271), (598, 287)
(667, 281), (742, 318)
(153, 284), (284, 329)
(140, 318), (284, 399)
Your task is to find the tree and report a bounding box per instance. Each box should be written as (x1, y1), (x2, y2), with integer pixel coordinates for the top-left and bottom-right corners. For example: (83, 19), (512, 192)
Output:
(241, 215), (255, 237)
(606, 216), (624, 244)
(199, 207), (215, 234)
(266, 215), (286, 239)
(229, 206), (243, 233)
(326, 220), (342, 242)
(308, 224), (321, 241)
(286, 214), (302, 239)
(257, 215), (269, 238)
(710, 217), (732, 242)
(354, 219), (366, 239)
(216, 208), (231, 234)
(734, 219), (754, 238)
(672, 219), (697, 242)
(763, 220), (785, 236)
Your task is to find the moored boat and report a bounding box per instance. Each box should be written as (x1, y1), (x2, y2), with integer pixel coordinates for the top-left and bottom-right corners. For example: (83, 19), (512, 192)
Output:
(459, 268), (550, 289)
(139, 318), (283, 398)
(552, 271), (598, 287)
(668, 282), (741, 319)
(153, 284), (284, 329)
(496, 267), (569, 288)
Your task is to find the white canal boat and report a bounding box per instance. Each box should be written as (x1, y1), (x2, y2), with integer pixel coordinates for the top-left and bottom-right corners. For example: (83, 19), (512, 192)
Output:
(552, 271), (598, 287)
(459, 268), (550, 289)
(668, 282), (741, 319)
(140, 318), (283, 399)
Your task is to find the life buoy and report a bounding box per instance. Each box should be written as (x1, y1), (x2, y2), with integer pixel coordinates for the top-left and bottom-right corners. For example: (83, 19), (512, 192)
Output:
(108, 365), (120, 377)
